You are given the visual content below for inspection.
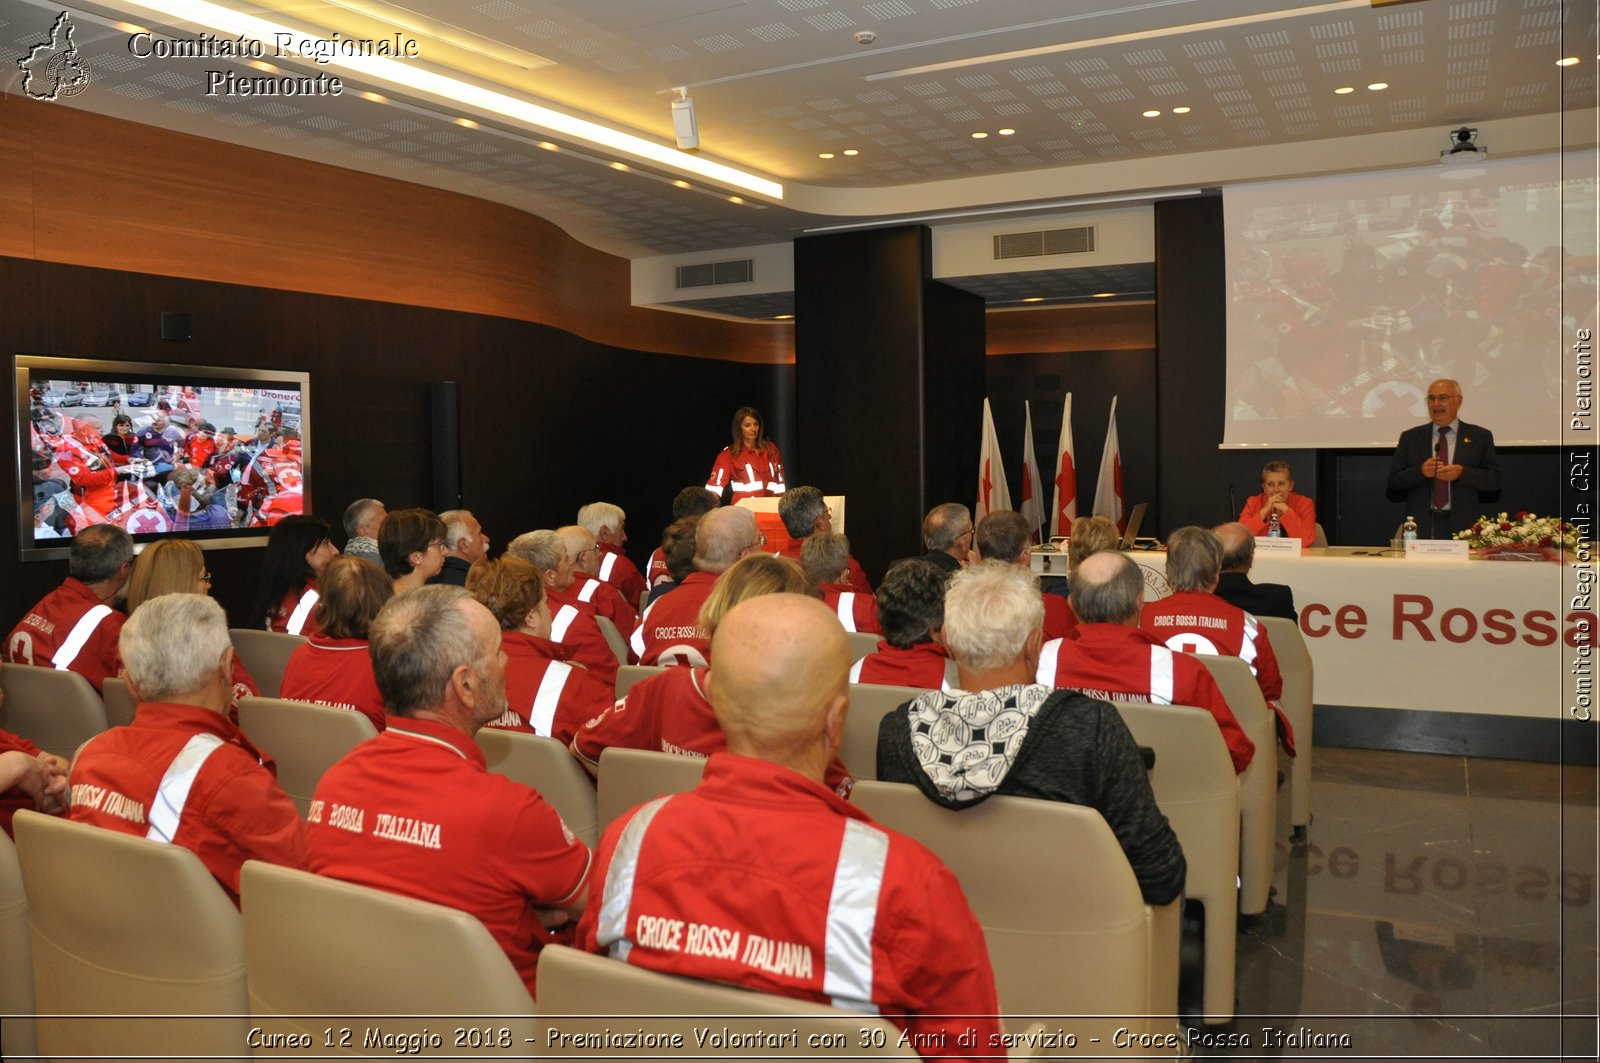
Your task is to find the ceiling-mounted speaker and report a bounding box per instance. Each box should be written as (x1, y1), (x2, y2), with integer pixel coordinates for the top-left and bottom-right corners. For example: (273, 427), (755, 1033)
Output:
(672, 89), (698, 152)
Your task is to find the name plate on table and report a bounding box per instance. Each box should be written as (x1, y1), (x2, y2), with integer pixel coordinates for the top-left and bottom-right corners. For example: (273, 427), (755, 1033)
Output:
(1405, 539), (1470, 560)
(1254, 536), (1303, 556)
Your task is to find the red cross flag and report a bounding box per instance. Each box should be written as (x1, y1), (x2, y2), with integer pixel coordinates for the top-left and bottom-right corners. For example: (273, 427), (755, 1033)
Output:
(1050, 392), (1077, 538)
(1019, 401), (1045, 543)
(976, 398), (1012, 521)
(1091, 396), (1126, 534)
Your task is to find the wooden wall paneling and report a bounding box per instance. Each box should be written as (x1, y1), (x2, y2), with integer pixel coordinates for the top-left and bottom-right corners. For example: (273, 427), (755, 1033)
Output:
(0, 100), (34, 260)
(5, 98), (790, 365)
(985, 303), (1155, 356)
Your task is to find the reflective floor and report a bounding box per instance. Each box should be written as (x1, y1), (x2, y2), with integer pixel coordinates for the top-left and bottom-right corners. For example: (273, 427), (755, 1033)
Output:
(1192, 745), (1598, 1060)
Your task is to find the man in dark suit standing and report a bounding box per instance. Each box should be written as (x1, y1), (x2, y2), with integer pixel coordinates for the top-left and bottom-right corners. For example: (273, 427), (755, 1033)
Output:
(1385, 378), (1501, 539)
(1212, 522), (1296, 621)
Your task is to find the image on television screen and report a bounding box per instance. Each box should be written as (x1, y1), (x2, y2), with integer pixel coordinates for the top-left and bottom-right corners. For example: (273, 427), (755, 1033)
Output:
(17, 356), (310, 558)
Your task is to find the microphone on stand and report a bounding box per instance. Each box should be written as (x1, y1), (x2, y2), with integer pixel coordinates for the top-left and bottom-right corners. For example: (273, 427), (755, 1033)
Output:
(1227, 484), (1237, 523)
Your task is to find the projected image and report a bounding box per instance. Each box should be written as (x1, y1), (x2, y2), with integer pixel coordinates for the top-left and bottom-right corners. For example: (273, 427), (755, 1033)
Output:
(28, 380), (304, 540)
(1223, 152), (1596, 448)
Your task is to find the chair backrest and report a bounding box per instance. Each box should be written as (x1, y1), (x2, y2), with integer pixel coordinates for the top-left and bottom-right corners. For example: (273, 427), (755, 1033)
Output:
(12, 810), (247, 1058)
(1114, 700), (1240, 1024)
(0, 663), (109, 760)
(849, 781), (1174, 1033)
(537, 944), (914, 1059)
(1311, 522), (1328, 548)
(237, 696), (378, 817)
(475, 728), (599, 848)
(0, 829), (36, 1061)
(228, 628), (307, 698)
(240, 861), (536, 1046)
(596, 747), (706, 831)
(845, 630), (879, 662)
(1195, 654), (1277, 916)
(594, 614), (630, 667)
(615, 663), (665, 697)
(841, 683), (925, 783)
(100, 675), (139, 728)
(1256, 615), (1314, 832)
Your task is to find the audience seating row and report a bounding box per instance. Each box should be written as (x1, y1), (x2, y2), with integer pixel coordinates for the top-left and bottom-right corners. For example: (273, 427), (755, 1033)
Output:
(4, 811), (995, 1060)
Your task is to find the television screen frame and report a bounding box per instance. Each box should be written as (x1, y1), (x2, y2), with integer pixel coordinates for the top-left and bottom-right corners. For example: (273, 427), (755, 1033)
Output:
(14, 354), (312, 562)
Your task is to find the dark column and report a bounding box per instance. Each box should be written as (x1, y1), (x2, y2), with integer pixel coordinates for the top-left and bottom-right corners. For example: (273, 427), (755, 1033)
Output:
(794, 226), (985, 581)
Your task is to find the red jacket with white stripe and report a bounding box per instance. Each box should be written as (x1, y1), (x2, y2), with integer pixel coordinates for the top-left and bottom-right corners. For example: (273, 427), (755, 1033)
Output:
(818, 584), (881, 635)
(705, 445), (785, 502)
(1036, 623), (1254, 774)
(849, 641), (952, 691)
(595, 542), (647, 612)
(572, 572), (640, 643)
(67, 702), (308, 903)
(574, 753), (1000, 1058)
(268, 582), (323, 637)
(279, 635), (386, 732)
(4, 578), (125, 693)
(306, 716), (592, 999)
(630, 571), (718, 667)
(489, 630), (616, 747)
(570, 668), (853, 796)
(1140, 590), (1284, 703)
(545, 586), (620, 688)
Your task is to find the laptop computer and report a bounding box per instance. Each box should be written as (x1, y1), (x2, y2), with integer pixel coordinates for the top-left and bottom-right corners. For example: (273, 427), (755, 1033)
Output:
(1118, 503), (1148, 549)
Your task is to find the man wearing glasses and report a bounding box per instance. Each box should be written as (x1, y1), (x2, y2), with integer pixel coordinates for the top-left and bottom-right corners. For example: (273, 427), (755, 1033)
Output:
(919, 502), (977, 574)
(1386, 379), (1501, 539)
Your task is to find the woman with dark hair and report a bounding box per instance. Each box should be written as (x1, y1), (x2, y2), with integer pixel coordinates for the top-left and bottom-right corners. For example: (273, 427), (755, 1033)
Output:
(249, 514), (338, 634)
(279, 555), (393, 731)
(704, 405), (784, 503)
(378, 508), (447, 593)
(466, 555), (614, 747)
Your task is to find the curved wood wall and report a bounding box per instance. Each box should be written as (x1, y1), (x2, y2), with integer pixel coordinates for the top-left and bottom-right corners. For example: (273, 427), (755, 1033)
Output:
(0, 97), (791, 365)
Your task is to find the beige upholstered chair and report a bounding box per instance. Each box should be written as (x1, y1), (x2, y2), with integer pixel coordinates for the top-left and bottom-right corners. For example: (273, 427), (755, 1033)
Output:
(228, 628), (306, 698)
(615, 663), (665, 697)
(1257, 615), (1313, 844)
(240, 861), (535, 1054)
(845, 629), (880, 662)
(840, 683), (925, 783)
(596, 746), (706, 830)
(0, 663), (108, 760)
(1115, 701), (1241, 1025)
(100, 675), (139, 728)
(537, 944), (916, 1060)
(476, 727), (599, 848)
(1196, 654), (1277, 915)
(850, 781), (1181, 1046)
(1311, 522), (1328, 549)
(0, 829), (37, 1061)
(13, 810), (248, 1061)
(594, 614), (631, 668)
(237, 696), (378, 817)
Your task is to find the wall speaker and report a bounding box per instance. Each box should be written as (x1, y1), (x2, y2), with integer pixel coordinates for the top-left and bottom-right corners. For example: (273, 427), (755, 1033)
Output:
(160, 312), (191, 341)
(430, 381), (461, 513)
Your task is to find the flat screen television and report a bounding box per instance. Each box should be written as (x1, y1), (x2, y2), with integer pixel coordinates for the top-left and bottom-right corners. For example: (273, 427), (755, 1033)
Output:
(14, 355), (311, 561)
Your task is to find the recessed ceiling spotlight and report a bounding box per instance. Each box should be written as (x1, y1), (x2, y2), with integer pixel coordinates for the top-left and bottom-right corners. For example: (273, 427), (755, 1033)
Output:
(1557, 56), (1581, 66)
(1367, 82), (1388, 91)
(729, 195), (745, 204)
(1334, 86), (1355, 94)
(998, 128), (1016, 135)
(1172, 106), (1191, 114)
(971, 131), (989, 139)
(1092, 292), (1117, 298)
(609, 161), (629, 171)
(672, 179), (691, 189)
(1022, 297), (1045, 303)
(818, 152), (835, 159)
(248, 60), (279, 74)
(1142, 109), (1161, 117)
(775, 314), (795, 320)
(843, 149), (859, 156)
(537, 141), (559, 151)
(454, 118), (478, 129)
(357, 90), (387, 103)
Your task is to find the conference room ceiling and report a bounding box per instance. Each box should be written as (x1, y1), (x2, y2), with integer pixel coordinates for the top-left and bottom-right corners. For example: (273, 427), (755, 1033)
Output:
(4, 0), (1594, 311)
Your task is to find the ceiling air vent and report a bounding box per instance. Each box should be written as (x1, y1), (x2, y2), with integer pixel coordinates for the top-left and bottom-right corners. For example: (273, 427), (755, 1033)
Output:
(675, 259), (755, 289)
(992, 226), (1096, 260)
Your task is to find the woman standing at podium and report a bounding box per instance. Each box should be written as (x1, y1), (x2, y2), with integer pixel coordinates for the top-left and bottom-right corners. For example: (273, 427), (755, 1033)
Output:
(705, 406), (785, 503)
